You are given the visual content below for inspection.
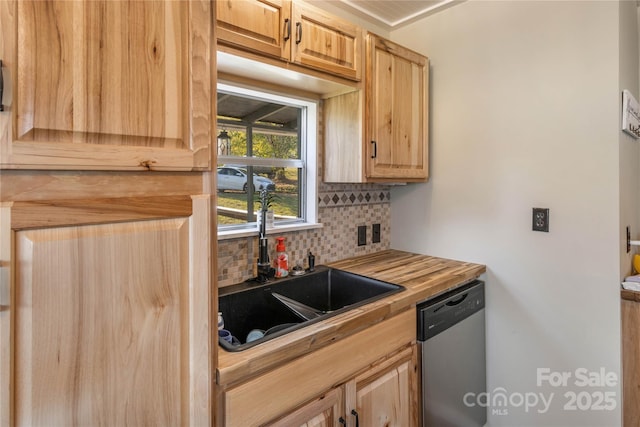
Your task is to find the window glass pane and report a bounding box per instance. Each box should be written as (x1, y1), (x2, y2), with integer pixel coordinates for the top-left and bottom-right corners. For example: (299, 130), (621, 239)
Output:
(216, 164), (303, 226)
(229, 129), (247, 157)
(252, 131), (300, 160)
(271, 167), (301, 221)
(217, 189), (250, 226)
(217, 87), (310, 230)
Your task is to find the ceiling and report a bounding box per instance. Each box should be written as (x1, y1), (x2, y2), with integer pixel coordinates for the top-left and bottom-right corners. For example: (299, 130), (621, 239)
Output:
(325, 0), (461, 29)
(217, 91), (299, 131)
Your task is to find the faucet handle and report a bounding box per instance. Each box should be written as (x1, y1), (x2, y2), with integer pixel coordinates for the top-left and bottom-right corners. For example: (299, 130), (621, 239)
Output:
(307, 251), (315, 272)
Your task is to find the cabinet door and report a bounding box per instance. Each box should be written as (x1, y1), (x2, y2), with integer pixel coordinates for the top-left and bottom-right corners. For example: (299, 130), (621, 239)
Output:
(623, 298), (640, 426)
(366, 34), (428, 181)
(0, 192), (214, 426)
(217, 0), (292, 60)
(0, 0), (213, 171)
(267, 387), (344, 427)
(291, 1), (362, 81)
(350, 347), (418, 427)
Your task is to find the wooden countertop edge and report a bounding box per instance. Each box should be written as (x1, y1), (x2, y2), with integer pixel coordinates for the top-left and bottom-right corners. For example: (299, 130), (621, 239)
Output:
(216, 249), (486, 387)
(622, 289), (640, 302)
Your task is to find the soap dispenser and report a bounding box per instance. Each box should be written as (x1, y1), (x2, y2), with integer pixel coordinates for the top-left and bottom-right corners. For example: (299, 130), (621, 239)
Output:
(274, 237), (289, 278)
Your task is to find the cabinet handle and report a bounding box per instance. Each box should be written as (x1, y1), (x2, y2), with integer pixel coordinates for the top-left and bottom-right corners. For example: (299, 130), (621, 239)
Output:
(338, 416), (346, 425)
(0, 261), (8, 311)
(0, 59), (4, 111)
(295, 22), (302, 44)
(370, 140), (377, 159)
(284, 19), (291, 41)
(351, 409), (359, 427)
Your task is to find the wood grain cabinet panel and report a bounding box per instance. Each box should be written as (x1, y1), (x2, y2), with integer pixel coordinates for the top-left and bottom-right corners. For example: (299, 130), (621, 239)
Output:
(216, 0), (292, 61)
(267, 387), (344, 427)
(0, 194), (214, 427)
(0, 0), (213, 171)
(216, 0), (362, 81)
(623, 298), (640, 426)
(366, 34), (428, 181)
(324, 33), (429, 183)
(265, 347), (417, 427)
(291, 1), (362, 81)
(0, 1), (217, 424)
(352, 355), (417, 427)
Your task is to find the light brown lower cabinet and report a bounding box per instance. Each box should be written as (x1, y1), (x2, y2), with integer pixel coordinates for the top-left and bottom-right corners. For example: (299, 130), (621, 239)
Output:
(218, 309), (418, 427)
(268, 349), (415, 427)
(350, 350), (416, 427)
(1, 173), (215, 426)
(622, 296), (640, 426)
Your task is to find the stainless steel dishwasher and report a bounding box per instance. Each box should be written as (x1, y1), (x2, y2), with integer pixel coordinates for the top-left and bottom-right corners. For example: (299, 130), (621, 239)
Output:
(417, 280), (486, 427)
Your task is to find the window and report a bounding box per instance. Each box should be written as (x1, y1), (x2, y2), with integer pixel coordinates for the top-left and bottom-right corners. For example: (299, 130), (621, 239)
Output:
(216, 83), (317, 236)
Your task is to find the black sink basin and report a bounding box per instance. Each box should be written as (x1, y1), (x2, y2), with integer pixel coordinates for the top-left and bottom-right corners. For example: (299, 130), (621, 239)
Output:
(218, 266), (404, 352)
(271, 268), (402, 313)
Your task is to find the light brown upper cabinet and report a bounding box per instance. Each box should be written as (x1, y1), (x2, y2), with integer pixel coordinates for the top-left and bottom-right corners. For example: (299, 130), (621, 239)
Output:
(0, 0), (213, 171)
(366, 34), (428, 181)
(324, 33), (429, 183)
(216, 0), (291, 61)
(216, 0), (362, 81)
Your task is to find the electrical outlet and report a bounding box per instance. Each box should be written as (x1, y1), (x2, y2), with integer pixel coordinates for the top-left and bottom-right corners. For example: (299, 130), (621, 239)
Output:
(532, 208), (549, 232)
(357, 225), (367, 246)
(372, 223), (381, 243)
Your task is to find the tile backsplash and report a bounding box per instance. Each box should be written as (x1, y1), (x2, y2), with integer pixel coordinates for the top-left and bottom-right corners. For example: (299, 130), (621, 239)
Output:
(217, 185), (391, 287)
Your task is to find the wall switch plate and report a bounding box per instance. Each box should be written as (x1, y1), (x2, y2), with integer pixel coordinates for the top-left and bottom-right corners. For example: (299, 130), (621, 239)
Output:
(532, 208), (549, 232)
(357, 225), (367, 246)
(372, 223), (381, 243)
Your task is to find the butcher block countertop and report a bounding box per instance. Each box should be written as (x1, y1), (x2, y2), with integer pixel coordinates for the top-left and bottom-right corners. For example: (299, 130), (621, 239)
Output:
(216, 249), (486, 387)
(622, 289), (640, 302)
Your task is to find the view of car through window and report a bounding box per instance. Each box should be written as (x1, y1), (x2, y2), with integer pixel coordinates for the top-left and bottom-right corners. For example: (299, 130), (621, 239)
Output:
(216, 87), (311, 229)
(217, 166), (276, 193)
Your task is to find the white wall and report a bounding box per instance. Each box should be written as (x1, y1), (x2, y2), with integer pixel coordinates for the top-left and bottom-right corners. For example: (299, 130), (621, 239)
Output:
(391, 2), (632, 425)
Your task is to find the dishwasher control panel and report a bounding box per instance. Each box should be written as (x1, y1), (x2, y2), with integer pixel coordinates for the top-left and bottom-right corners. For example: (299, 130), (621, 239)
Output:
(417, 280), (484, 341)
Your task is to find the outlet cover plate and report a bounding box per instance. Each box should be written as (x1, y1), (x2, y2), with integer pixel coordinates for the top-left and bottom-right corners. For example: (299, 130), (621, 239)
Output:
(358, 225), (367, 246)
(532, 208), (549, 232)
(372, 223), (381, 243)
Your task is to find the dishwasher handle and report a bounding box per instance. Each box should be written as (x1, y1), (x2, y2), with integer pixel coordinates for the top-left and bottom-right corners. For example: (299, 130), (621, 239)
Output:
(445, 293), (468, 306)
(417, 280), (485, 341)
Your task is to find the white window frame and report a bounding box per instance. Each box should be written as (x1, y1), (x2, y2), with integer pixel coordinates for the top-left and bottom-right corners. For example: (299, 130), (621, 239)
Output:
(216, 82), (320, 240)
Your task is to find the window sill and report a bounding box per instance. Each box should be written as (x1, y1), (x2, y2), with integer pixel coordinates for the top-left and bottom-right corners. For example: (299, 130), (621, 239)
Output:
(217, 222), (323, 241)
